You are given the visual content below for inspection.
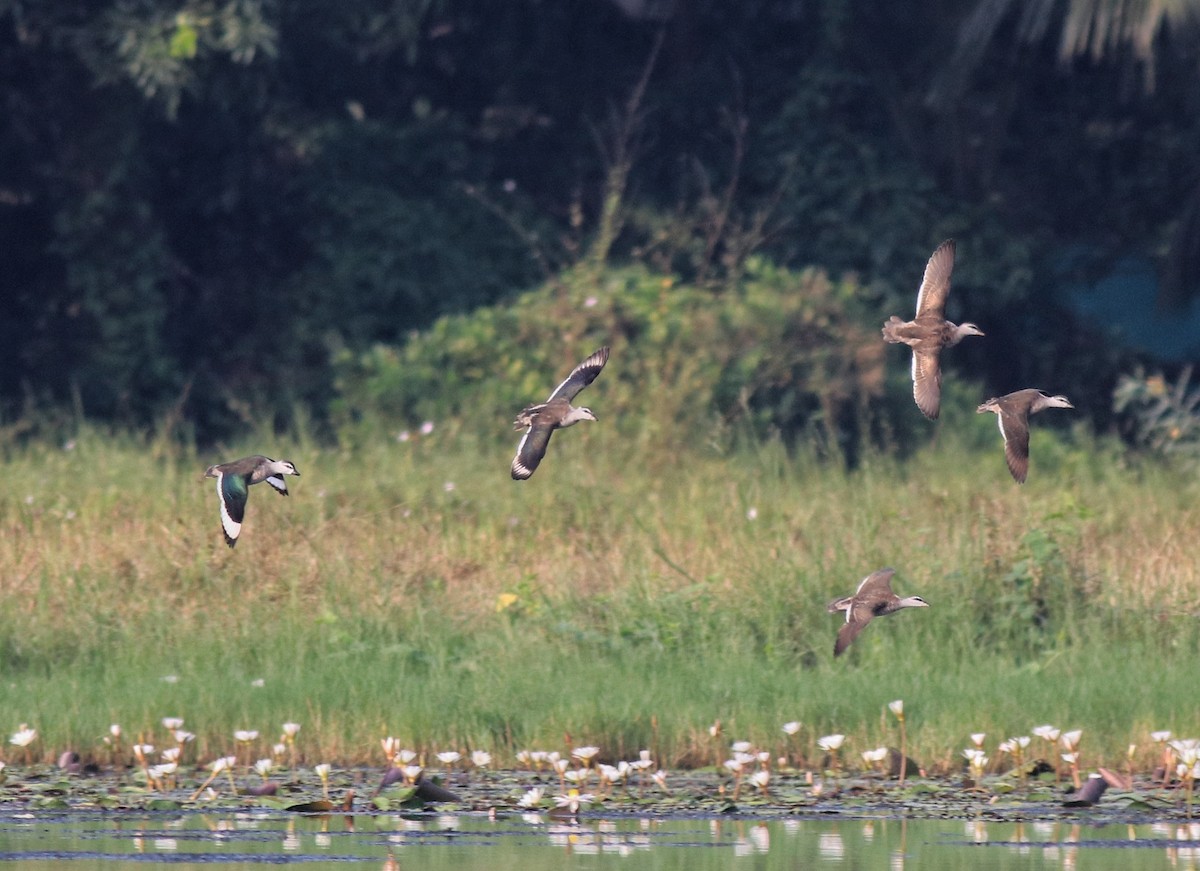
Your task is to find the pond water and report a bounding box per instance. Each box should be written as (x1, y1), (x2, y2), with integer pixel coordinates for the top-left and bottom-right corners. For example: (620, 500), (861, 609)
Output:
(0, 811), (1199, 869)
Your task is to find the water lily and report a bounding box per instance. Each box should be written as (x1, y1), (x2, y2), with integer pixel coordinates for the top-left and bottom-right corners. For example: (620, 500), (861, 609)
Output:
(652, 769), (669, 792)
(571, 746), (599, 765)
(314, 763), (332, 800)
(518, 786), (544, 809)
(818, 734), (845, 752)
(470, 750), (492, 769)
(516, 750), (533, 768)
(254, 758), (274, 780)
(381, 737), (399, 760)
(173, 730), (195, 746)
(234, 730), (259, 743)
(161, 717), (184, 731)
(282, 722), (301, 739)
(161, 747), (181, 764)
(731, 740), (753, 754)
(10, 726), (36, 748)
(402, 764), (423, 784)
(782, 721), (801, 736)
(437, 751), (462, 770)
(420, 421), (435, 435)
(1060, 730), (1083, 750)
(970, 733), (986, 748)
(888, 700), (904, 719)
(1152, 730), (1173, 744)
(749, 769), (770, 794)
(1032, 725), (1060, 742)
(553, 788), (593, 814)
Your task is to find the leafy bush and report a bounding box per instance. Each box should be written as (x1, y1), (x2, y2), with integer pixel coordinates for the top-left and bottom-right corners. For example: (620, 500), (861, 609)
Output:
(330, 261), (886, 454)
(1113, 366), (1200, 459)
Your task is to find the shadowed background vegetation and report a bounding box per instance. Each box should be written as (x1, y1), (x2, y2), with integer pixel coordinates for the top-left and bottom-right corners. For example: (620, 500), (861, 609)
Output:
(2, 0), (1200, 774)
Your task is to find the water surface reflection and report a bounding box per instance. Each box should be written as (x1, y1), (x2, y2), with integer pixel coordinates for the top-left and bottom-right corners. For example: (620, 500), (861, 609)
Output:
(0, 811), (1198, 869)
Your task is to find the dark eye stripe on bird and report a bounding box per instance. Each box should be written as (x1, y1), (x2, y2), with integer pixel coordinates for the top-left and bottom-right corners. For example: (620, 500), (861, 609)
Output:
(976, 389), (1074, 483)
(203, 455), (300, 547)
(881, 239), (985, 420)
(826, 567), (930, 657)
(511, 346), (610, 480)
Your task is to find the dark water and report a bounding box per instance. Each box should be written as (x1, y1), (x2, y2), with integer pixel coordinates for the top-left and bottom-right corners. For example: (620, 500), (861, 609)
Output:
(0, 811), (1197, 868)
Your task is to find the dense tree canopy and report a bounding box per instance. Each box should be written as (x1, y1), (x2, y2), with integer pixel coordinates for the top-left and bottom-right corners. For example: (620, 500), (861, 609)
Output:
(1, 0), (1198, 442)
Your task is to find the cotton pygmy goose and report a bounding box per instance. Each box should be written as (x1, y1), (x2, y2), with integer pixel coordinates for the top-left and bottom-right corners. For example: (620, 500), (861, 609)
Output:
(511, 346), (610, 480)
(976, 389), (1074, 483)
(203, 456), (300, 547)
(882, 239), (985, 420)
(827, 568), (929, 657)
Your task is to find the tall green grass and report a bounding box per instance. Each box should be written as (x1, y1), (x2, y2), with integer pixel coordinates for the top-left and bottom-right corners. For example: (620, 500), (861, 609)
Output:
(0, 411), (1195, 775)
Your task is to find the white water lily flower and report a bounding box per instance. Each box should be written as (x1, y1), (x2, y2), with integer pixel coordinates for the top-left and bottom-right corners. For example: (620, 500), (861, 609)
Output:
(516, 750), (533, 766)
(150, 762), (178, 778)
(173, 730), (195, 745)
(161, 718), (184, 731)
(234, 730), (259, 743)
(395, 749), (417, 765)
(381, 737), (398, 758)
(109, 724), (122, 738)
(817, 734), (845, 752)
(552, 757), (569, 774)
(1060, 730), (1083, 750)
(9, 727), (37, 748)
(1171, 740), (1200, 766)
(282, 723), (301, 739)
(734, 752), (756, 767)
(272, 743), (287, 758)
(161, 748), (181, 763)
(564, 767), (588, 784)
(723, 758), (744, 774)
(314, 763), (331, 778)
(598, 764), (622, 784)
(211, 756), (236, 773)
(782, 721), (801, 736)
(1015, 736), (1031, 749)
(471, 750), (492, 768)
(731, 741), (753, 754)
(571, 746), (600, 763)
(518, 787), (544, 808)
(757, 751), (771, 764)
(750, 770), (770, 789)
(436, 751), (462, 765)
(970, 733), (986, 748)
(888, 700), (904, 717)
(1032, 725), (1060, 742)
(862, 747), (888, 764)
(402, 765), (423, 782)
(1152, 730), (1173, 743)
(553, 789), (593, 813)
(998, 739), (1016, 755)
(254, 759), (274, 777)
(652, 769), (668, 790)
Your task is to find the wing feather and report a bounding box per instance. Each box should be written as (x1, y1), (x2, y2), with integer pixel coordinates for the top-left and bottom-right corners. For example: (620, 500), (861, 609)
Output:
(547, 346), (610, 403)
(511, 424), (556, 480)
(216, 472), (248, 548)
(911, 350), (943, 420)
(914, 239), (956, 319)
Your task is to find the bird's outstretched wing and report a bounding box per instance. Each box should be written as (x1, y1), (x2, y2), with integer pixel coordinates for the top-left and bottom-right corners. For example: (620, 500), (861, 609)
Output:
(547, 346), (610, 403)
(914, 239), (956, 319)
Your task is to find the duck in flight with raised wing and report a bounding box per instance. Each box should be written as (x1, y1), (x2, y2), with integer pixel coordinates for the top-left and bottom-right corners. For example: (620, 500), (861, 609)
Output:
(511, 346), (610, 480)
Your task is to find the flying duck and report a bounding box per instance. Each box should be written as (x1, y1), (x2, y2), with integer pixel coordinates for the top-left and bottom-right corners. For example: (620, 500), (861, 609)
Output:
(203, 456), (300, 547)
(882, 239), (985, 419)
(976, 389), (1074, 483)
(827, 568), (929, 657)
(511, 346), (610, 480)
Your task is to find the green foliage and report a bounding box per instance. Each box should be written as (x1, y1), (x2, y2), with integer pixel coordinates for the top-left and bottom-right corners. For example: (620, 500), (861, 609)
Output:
(1113, 366), (1200, 460)
(329, 261), (885, 452)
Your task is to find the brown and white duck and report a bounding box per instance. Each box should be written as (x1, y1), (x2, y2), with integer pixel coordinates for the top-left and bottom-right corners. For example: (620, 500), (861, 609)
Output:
(882, 239), (984, 420)
(976, 389), (1074, 483)
(203, 455), (300, 547)
(511, 346), (610, 480)
(827, 568), (929, 657)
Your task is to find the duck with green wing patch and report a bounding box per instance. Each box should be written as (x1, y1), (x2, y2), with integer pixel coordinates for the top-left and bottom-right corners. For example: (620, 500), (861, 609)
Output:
(204, 456), (300, 547)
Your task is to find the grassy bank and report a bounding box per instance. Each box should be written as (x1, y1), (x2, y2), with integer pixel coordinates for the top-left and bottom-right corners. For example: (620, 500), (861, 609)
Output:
(0, 413), (1196, 776)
